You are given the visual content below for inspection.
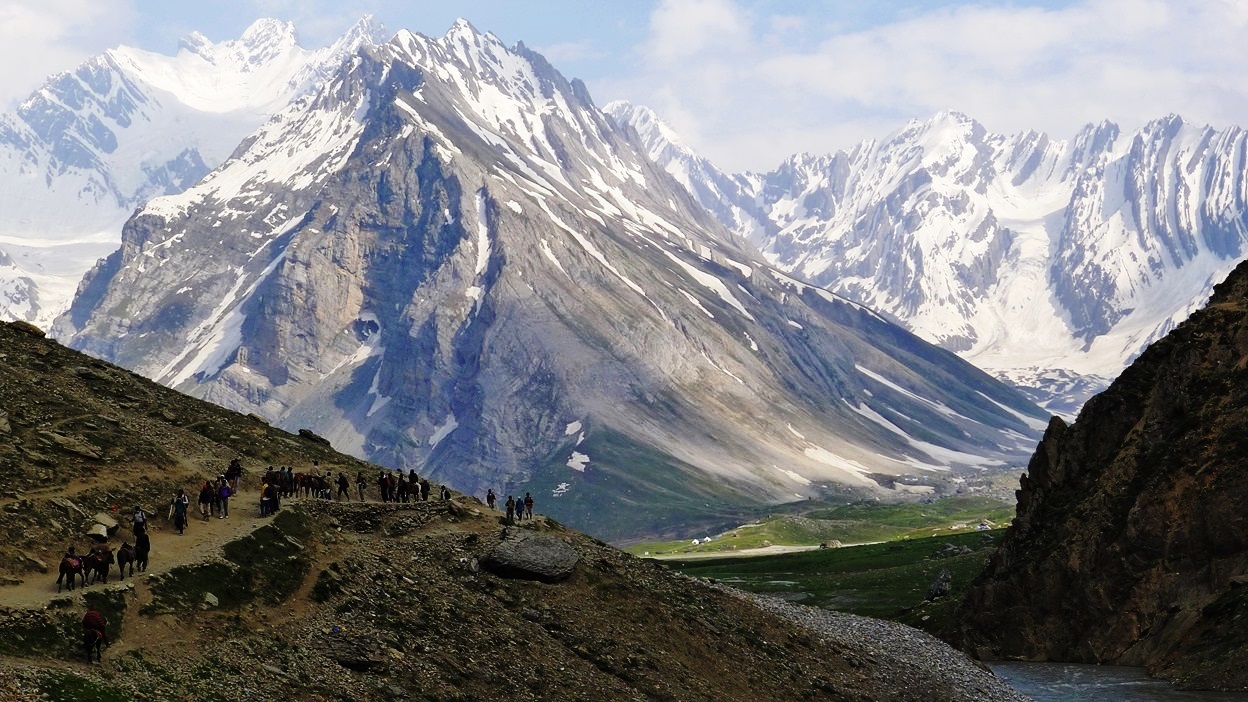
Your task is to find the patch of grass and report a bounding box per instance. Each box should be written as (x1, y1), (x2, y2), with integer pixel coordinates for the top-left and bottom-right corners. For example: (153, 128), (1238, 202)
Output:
(38, 670), (134, 702)
(222, 524), (309, 604)
(627, 495), (1013, 556)
(142, 561), (251, 615)
(0, 611), (75, 658)
(271, 507), (313, 541)
(144, 512), (313, 614)
(667, 530), (1001, 635)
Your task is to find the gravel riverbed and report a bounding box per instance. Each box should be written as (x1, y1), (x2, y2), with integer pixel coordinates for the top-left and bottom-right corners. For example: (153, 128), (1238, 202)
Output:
(732, 587), (1032, 701)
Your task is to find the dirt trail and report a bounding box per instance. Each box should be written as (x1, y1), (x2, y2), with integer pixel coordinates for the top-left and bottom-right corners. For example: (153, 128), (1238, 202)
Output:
(0, 493), (338, 609)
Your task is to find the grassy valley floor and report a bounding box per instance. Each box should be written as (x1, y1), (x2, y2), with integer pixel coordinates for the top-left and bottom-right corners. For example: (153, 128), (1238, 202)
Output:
(657, 528), (1005, 640)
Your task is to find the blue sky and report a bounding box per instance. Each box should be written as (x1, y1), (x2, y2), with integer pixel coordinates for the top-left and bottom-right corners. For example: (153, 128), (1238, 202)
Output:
(4, 0), (1246, 172)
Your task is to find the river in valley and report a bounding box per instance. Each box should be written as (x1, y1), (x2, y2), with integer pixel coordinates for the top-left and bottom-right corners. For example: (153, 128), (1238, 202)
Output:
(992, 662), (1248, 700)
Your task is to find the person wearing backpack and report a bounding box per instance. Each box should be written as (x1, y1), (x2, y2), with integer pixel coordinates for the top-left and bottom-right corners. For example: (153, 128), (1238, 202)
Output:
(169, 489), (190, 535)
(132, 506), (147, 537)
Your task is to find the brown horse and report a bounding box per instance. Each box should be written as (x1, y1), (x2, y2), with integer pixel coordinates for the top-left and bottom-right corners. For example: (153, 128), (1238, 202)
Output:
(116, 542), (135, 579)
(84, 546), (114, 586)
(56, 556), (85, 593)
(82, 627), (106, 663)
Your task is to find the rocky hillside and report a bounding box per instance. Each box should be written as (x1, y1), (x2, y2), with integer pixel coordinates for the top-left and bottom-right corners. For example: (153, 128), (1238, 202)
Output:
(952, 258), (1248, 689)
(0, 319), (374, 576)
(0, 321), (1024, 701)
(55, 22), (1047, 541)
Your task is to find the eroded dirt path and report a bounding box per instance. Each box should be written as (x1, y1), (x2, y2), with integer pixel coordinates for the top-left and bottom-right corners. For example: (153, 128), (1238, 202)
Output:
(0, 493), (337, 608)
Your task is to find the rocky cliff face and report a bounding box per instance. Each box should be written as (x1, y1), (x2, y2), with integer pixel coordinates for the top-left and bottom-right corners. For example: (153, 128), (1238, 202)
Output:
(611, 105), (1248, 416)
(953, 258), (1248, 689)
(56, 23), (1046, 541)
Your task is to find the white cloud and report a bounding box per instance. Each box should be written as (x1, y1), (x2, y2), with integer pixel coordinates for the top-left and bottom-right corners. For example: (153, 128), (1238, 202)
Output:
(0, 0), (135, 110)
(598, 0), (1248, 172)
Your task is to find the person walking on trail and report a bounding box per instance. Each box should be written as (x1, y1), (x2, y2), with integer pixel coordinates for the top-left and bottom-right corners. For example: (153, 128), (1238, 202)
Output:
(260, 480), (272, 517)
(226, 457), (243, 494)
(169, 489), (190, 535)
(356, 471), (367, 502)
(486, 489), (496, 510)
(336, 472), (350, 501)
(197, 481), (213, 521)
(505, 495), (516, 522)
(134, 530), (150, 572)
(210, 477), (222, 517)
(440, 485), (451, 501)
(420, 478), (431, 501)
(217, 479), (232, 519)
(524, 492), (534, 520)
(132, 506), (147, 537)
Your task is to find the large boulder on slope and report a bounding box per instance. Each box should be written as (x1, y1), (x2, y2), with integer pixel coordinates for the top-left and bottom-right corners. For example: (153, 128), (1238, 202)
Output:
(481, 528), (579, 583)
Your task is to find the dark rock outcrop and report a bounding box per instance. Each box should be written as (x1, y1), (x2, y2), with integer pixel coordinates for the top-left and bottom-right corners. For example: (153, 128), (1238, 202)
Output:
(481, 527), (579, 582)
(953, 258), (1248, 689)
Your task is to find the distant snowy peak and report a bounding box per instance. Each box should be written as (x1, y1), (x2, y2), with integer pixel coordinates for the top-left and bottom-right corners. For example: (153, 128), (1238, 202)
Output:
(633, 106), (1248, 414)
(0, 16), (388, 329)
(108, 16), (388, 116)
(605, 101), (691, 159)
(606, 101), (759, 239)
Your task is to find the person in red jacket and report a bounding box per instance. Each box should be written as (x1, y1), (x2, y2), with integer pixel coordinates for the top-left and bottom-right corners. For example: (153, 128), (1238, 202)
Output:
(82, 609), (108, 663)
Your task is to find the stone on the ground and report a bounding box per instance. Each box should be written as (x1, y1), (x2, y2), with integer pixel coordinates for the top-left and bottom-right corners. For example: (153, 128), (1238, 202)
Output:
(481, 528), (579, 583)
(51, 497), (85, 517)
(93, 512), (119, 535)
(928, 568), (952, 600)
(87, 523), (109, 541)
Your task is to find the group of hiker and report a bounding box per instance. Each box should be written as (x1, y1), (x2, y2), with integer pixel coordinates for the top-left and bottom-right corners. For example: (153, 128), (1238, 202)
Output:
(485, 489), (535, 522)
(374, 468), (451, 503)
(61, 455), (550, 665)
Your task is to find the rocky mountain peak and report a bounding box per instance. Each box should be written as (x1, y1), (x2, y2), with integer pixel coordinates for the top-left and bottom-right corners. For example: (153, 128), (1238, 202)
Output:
(330, 15), (391, 55)
(237, 18), (299, 55)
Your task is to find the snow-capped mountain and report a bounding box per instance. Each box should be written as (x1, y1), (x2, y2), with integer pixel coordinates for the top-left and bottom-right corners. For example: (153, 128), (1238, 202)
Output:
(609, 104), (1248, 416)
(0, 16), (388, 329)
(56, 21), (1046, 539)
